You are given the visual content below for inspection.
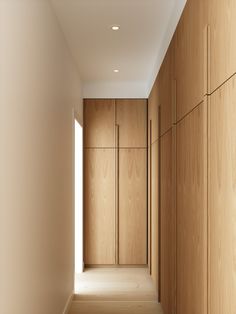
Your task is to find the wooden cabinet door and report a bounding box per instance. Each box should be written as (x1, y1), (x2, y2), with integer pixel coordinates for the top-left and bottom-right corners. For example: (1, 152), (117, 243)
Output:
(160, 128), (176, 314)
(148, 79), (159, 145)
(148, 144), (151, 272)
(208, 0), (236, 93)
(176, 102), (207, 314)
(119, 149), (147, 265)
(84, 149), (115, 265)
(209, 77), (236, 314)
(116, 99), (147, 148)
(175, 0), (207, 120)
(84, 99), (115, 148)
(159, 38), (175, 136)
(151, 141), (159, 292)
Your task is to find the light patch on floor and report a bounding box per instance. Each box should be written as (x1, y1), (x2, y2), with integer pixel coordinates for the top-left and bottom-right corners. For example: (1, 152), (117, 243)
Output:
(69, 268), (162, 314)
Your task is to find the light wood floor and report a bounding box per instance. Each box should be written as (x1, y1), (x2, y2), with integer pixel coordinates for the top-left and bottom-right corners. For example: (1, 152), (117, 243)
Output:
(69, 267), (162, 314)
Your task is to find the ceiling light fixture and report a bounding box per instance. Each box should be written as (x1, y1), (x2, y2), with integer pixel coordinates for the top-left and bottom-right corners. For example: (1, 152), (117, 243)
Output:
(114, 69), (119, 73)
(111, 25), (120, 31)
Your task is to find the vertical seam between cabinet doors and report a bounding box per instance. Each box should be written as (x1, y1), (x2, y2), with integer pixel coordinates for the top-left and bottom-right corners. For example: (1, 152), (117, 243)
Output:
(158, 105), (161, 303)
(150, 119), (152, 275)
(83, 101), (86, 265)
(114, 100), (117, 265)
(117, 125), (119, 265)
(204, 24), (210, 97)
(115, 100), (119, 265)
(172, 125), (177, 314)
(207, 96), (210, 314)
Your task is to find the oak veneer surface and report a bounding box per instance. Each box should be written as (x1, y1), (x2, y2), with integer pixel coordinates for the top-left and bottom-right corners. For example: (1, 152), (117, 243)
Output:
(116, 99), (147, 148)
(209, 76), (236, 314)
(148, 144), (151, 273)
(208, 0), (236, 93)
(148, 79), (159, 145)
(175, 0), (207, 120)
(84, 99), (115, 148)
(72, 268), (161, 314)
(69, 301), (162, 314)
(119, 149), (147, 265)
(177, 103), (207, 314)
(151, 141), (159, 293)
(74, 268), (158, 301)
(159, 39), (174, 135)
(160, 129), (176, 314)
(84, 149), (115, 265)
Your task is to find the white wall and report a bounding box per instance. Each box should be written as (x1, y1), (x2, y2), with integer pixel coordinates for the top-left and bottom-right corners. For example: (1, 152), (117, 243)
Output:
(0, 1), (82, 313)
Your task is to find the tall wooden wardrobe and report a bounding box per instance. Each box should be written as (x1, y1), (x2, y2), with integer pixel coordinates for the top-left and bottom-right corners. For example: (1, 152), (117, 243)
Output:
(83, 99), (147, 266)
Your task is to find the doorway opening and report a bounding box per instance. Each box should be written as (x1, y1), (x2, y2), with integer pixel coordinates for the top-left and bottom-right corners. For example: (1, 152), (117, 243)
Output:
(74, 118), (83, 281)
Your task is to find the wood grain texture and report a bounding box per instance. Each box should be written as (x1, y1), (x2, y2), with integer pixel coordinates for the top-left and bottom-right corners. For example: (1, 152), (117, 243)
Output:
(151, 140), (159, 293)
(119, 149), (147, 265)
(159, 39), (175, 135)
(175, 0), (207, 121)
(69, 301), (163, 314)
(84, 99), (115, 148)
(160, 129), (176, 314)
(116, 99), (147, 148)
(208, 0), (236, 93)
(74, 268), (158, 301)
(84, 149), (115, 265)
(208, 76), (236, 314)
(176, 102), (207, 314)
(148, 79), (159, 145)
(148, 143), (151, 273)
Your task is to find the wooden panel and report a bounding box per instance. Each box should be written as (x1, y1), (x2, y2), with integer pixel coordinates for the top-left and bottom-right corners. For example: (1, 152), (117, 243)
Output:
(69, 300), (163, 314)
(160, 129), (176, 314)
(84, 149), (115, 265)
(175, 0), (207, 120)
(74, 268), (158, 301)
(148, 144), (151, 272)
(176, 102), (207, 314)
(151, 140), (159, 293)
(84, 99), (115, 148)
(159, 39), (175, 135)
(116, 99), (147, 148)
(119, 149), (147, 264)
(148, 79), (159, 145)
(209, 76), (236, 314)
(208, 0), (236, 93)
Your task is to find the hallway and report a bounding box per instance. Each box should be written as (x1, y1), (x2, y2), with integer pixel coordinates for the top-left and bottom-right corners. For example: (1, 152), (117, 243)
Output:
(1, 1), (236, 314)
(69, 268), (162, 314)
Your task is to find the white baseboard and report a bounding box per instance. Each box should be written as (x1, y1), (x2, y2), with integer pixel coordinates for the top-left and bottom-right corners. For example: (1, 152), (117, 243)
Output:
(62, 293), (74, 314)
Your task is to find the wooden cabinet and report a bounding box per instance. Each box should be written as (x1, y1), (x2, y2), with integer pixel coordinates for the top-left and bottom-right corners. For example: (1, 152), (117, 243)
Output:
(208, 0), (236, 93)
(84, 99), (115, 148)
(150, 141), (159, 292)
(159, 39), (175, 135)
(119, 149), (147, 265)
(176, 102), (207, 314)
(84, 99), (147, 266)
(208, 77), (236, 314)
(116, 99), (147, 148)
(160, 128), (176, 314)
(175, 0), (207, 120)
(148, 78), (159, 145)
(84, 149), (116, 265)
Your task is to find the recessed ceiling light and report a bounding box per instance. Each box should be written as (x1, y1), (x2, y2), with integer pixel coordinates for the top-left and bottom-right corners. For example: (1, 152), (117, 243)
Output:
(114, 69), (119, 73)
(111, 25), (120, 31)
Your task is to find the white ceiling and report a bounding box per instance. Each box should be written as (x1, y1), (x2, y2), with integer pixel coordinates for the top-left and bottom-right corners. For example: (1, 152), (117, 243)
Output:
(51, 0), (186, 98)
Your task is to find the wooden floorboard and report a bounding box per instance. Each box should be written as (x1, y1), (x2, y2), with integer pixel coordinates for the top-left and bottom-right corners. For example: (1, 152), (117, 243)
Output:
(69, 301), (162, 314)
(74, 267), (158, 301)
(69, 268), (162, 314)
